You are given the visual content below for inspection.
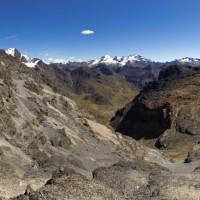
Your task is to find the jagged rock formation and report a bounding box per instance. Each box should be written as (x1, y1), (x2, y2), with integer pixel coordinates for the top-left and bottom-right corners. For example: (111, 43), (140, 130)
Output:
(111, 66), (200, 154)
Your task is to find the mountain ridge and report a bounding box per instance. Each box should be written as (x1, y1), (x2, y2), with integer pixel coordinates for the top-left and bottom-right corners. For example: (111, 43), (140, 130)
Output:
(5, 48), (200, 67)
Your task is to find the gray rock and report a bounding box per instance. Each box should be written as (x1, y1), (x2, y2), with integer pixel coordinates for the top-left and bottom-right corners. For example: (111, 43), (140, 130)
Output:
(185, 144), (200, 163)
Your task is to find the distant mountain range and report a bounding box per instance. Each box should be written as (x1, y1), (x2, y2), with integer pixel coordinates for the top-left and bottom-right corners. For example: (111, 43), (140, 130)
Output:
(4, 48), (200, 88)
(5, 48), (200, 68)
(88, 54), (153, 67)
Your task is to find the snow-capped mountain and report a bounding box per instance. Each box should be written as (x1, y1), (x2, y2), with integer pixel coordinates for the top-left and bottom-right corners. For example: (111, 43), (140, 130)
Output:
(89, 54), (200, 68)
(165, 57), (200, 67)
(5, 48), (21, 58)
(5, 48), (41, 68)
(89, 54), (154, 67)
(5, 48), (200, 68)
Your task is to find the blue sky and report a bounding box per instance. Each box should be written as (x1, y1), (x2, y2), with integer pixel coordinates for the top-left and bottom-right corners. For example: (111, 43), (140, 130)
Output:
(1, 0), (200, 62)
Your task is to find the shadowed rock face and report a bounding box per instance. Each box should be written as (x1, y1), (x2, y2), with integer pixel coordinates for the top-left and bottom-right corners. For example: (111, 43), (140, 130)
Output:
(111, 66), (200, 147)
(115, 103), (171, 139)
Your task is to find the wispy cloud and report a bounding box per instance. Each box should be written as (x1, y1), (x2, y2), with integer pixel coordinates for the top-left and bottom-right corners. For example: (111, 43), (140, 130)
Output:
(0, 34), (18, 40)
(81, 30), (94, 35)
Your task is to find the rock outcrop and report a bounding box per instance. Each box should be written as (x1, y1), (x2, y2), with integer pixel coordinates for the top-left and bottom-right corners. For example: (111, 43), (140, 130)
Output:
(185, 144), (200, 163)
(111, 66), (200, 151)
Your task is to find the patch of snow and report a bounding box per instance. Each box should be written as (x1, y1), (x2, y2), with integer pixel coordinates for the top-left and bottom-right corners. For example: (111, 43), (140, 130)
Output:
(23, 60), (40, 68)
(89, 54), (153, 67)
(5, 48), (19, 57)
(99, 55), (118, 65)
(178, 58), (192, 63)
(88, 59), (100, 67)
(177, 57), (200, 63)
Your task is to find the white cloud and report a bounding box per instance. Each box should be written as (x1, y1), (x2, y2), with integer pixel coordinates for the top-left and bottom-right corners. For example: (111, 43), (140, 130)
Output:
(70, 56), (75, 59)
(81, 30), (94, 35)
(48, 58), (54, 61)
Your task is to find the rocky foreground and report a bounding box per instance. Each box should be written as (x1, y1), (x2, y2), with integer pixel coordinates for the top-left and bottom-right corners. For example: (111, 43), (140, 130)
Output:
(0, 50), (200, 199)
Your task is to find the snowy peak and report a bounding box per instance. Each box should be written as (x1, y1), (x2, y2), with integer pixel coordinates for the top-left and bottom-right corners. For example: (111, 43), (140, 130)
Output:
(5, 48), (21, 59)
(90, 54), (153, 67)
(176, 57), (200, 63)
(127, 55), (150, 63)
(90, 54), (200, 68)
(5, 48), (41, 68)
(99, 55), (118, 65)
(166, 57), (200, 67)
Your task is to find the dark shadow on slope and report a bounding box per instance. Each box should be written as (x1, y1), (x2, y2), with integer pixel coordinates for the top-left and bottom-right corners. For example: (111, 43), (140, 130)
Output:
(115, 103), (172, 140)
